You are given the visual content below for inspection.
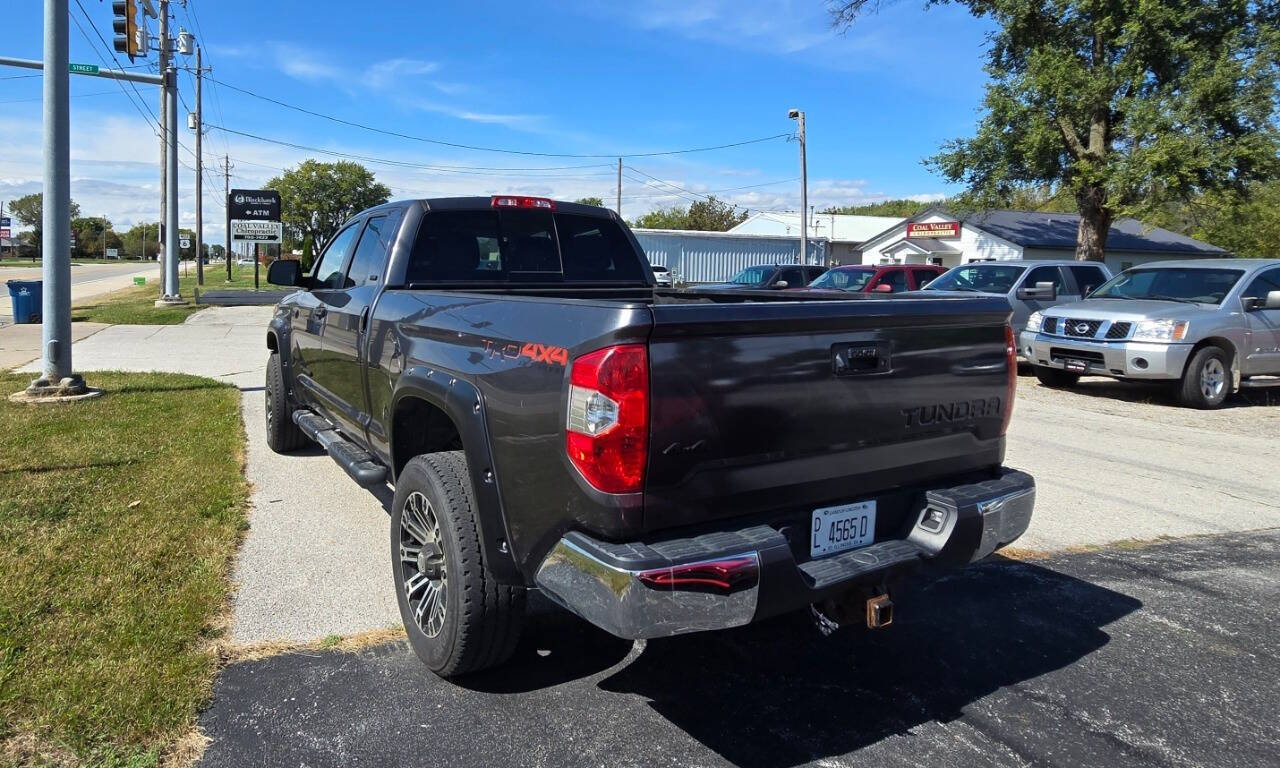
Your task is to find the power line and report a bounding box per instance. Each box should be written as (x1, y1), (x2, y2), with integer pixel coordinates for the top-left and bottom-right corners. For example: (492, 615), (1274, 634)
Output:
(0, 90), (118, 105)
(204, 75), (790, 159)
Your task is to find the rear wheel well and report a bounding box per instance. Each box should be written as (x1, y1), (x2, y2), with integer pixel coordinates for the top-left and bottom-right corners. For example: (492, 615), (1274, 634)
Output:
(267, 331), (279, 353)
(391, 396), (463, 480)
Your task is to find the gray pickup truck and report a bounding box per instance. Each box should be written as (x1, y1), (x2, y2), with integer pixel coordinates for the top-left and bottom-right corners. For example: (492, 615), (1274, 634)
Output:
(263, 196), (1035, 677)
(1020, 259), (1280, 408)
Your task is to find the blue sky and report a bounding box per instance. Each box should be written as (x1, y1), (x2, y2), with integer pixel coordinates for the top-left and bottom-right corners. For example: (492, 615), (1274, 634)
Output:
(1, 1), (995, 241)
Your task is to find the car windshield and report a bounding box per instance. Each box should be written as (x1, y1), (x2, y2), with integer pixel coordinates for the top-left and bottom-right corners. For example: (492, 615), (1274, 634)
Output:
(1090, 267), (1244, 305)
(728, 266), (775, 285)
(925, 264), (1026, 294)
(808, 268), (874, 291)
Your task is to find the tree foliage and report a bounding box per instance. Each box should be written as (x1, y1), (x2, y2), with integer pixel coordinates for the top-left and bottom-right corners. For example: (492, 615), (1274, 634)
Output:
(9, 193), (82, 255)
(832, 0), (1280, 261)
(573, 196), (605, 207)
(267, 160), (391, 249)
(631, 196), (748, 231)
(821, 198), (938, 217)
(120, 222), (160, 261)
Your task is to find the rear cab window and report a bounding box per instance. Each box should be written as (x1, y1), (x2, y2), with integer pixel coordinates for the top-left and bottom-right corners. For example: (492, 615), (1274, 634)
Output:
(406, 208), (647, 285)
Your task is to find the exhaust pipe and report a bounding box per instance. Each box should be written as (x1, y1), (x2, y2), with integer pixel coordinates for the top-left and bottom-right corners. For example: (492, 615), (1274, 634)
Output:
(866, 594), (893, 629)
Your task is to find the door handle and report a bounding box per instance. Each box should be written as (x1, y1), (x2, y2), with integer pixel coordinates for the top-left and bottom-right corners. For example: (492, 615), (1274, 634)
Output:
(359, 307), (370, 334)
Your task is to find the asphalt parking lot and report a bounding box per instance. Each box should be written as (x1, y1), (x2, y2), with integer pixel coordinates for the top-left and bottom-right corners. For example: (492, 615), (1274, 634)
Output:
(199, 529), (1279, 768)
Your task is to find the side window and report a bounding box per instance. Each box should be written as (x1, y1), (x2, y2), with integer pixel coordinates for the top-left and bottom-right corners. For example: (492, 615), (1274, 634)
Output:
(312, 225), (361, 289)
(1023, 265), (1067, 293)
(1068, 265), (1107, 295)
(344, 216), (391, 287)
(912, 269), (939, 288)
(1241, 268), (1280, 302)
(877, 270), (908, 292)
(406, 211), (502, 283)
(777, 267), (805, 287)
(806, 266), (828, 282)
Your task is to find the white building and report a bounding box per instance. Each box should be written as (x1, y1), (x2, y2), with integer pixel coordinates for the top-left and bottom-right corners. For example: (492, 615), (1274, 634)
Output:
(728, 212), (904, 265)
(858, 208), (1228, 273)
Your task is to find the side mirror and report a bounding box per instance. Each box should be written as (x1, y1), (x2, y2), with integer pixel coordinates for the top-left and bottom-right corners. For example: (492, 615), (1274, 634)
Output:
(773, 280), (789, 289)
(918, 278), (933, 288)
(873, 283), (894, 293)
(1245, 290), (1280, 311)
(1017, 281), (1058, 301)
(267, 259), (303, 288)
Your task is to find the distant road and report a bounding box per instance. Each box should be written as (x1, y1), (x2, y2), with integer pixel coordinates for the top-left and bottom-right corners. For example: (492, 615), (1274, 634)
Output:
(0, 261), (157, 322)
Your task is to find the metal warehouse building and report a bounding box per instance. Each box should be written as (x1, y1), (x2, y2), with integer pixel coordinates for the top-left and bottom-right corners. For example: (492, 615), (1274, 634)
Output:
(632, 228), (827, 284)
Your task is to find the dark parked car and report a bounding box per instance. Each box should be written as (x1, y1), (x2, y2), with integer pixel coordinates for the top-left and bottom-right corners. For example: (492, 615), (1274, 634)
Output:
(801, 264), (947, 294)
(697, 263), (828, 291)
(264, 196), (1035, 678)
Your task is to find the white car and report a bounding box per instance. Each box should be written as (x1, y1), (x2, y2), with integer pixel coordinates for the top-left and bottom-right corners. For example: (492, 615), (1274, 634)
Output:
(235, 258), (257, 266)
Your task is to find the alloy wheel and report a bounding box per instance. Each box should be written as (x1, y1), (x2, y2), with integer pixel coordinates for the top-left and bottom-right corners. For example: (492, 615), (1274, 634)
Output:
(400, 491), (447, 637)
(1201, 358), (1225, 400)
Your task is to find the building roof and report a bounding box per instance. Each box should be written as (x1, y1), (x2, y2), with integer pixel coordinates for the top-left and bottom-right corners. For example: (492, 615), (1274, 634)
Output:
(961, 210), (1228, 255)
(728, 211), (904, 244)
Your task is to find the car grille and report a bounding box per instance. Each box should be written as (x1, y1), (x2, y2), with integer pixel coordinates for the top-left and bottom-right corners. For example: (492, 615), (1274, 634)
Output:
(1050, 347), (1105, 365)
(1105, 322), (1132, 339)
(1062, 319), (1104, 338)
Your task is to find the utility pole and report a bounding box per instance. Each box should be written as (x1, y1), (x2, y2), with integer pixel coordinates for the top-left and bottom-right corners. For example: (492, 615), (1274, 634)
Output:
(222, 153), (232, 281)
(789, 109), (808, 266)
(616, 158), (622, 217)
(155, 0), (169, 289)
(160, 62), (179, 301)
(193, 44), (204, 285)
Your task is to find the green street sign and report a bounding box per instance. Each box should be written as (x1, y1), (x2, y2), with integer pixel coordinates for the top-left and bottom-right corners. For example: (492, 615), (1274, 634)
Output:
(69, 63), (99, 74)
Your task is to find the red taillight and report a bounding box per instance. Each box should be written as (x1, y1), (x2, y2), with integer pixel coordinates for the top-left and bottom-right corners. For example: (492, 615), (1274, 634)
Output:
(492, 195), (555, 210)
(636, 556), (759, 594)
(1002, 324), (1017, 435)
(566, 344), (648, 493)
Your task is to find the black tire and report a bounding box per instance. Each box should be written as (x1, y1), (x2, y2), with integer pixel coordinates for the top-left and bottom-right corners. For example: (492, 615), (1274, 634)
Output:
(265, 352), (307, 453)
(1178, 346), (1230, 409)
(391, 452), (524, 677)
(1034, 366), (1080, 388)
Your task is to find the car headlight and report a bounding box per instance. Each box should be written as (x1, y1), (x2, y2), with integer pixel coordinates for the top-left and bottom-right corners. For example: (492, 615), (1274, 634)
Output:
(1025, 311), (1043, 333)
(1133, 319), (1189, 342)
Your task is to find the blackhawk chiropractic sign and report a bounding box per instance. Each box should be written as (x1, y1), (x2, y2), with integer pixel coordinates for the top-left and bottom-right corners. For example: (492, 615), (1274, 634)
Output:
(227, 189), (283, 244)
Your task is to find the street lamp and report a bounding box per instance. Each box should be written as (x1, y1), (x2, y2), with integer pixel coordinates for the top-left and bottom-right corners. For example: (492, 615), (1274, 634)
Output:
(789, 109), (808, 266)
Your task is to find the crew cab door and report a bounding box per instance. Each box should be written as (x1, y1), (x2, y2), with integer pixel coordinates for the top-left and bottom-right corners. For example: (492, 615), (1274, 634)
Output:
(315, 212), (399, 441)
(1241, 267), (1280, 375)
(291, 222), (361, 405)
(1012, 265), (1069, 331)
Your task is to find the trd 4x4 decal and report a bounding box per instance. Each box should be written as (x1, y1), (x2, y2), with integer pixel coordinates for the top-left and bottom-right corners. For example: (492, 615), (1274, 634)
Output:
(482, 339), (569, 366)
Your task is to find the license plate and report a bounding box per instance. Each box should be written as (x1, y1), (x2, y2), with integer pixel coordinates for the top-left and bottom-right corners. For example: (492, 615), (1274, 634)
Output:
(811, 501), (876, 558)
(1064, 358), (1089, 374)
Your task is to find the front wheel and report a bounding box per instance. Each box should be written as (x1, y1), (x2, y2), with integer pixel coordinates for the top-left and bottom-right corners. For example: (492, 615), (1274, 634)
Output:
(391, 452), (524, 677)
(1034, 366), (1080, 389)
(265, 352), (307, 453)
(1178, 346), (1230, 409)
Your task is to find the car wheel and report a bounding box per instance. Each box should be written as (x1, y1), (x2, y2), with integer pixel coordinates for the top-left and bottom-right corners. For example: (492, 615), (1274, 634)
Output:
(1178, 346), (1230, 409)
(392, 451), (524, 677)
(265, 352), (307, 453)
(1034, 366), (1080, 388)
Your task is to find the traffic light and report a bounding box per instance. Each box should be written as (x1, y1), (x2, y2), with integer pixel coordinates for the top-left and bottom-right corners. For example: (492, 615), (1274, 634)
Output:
(112, 0), (140, 62)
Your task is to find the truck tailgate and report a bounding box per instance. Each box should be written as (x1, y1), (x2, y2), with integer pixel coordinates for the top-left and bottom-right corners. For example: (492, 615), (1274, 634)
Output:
(644, 295), (1013, 532)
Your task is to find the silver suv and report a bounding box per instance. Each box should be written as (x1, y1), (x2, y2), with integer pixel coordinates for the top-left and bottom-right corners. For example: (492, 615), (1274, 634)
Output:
(1020, 259), (1280, 408)
(924, 259), (1113, 340)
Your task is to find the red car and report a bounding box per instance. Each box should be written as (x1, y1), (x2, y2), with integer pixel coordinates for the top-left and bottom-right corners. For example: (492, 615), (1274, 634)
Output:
(797, 264), (947, 293)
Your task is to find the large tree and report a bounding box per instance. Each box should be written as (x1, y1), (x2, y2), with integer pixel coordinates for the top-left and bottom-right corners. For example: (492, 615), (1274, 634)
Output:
(120, 222), (160, 261)
(632, 196), (747, 231)
(70, 216), (118, 259)
(267, 160), (391, 249)
(832, 0), (1280, 261)
(9, 193), (82, 257)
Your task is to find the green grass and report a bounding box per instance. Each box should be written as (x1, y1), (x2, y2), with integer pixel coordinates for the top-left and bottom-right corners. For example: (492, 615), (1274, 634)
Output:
(0, 371), (248, 766)
(0, 259), (153, 268)
(72, 265), (269, 325)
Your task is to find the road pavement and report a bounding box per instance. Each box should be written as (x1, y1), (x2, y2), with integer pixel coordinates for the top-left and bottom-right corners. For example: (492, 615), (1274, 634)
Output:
(0, 261), (155, 323)
(197, 530), (1280, 768)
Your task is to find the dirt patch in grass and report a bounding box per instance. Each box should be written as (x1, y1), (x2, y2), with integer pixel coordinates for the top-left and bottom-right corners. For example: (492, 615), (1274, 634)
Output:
(0, 371), (249, 766)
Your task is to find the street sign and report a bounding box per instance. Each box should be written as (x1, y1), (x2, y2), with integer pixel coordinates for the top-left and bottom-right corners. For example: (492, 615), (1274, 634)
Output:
(0, 228), (10, 239)
(227, 189), (281, 222)
(106, 248), (119, 259)
(69, 63), (99, 74)
(180, 236), (191, 249)
(230, 219), (282, 243)
(0, 216), (10, 227)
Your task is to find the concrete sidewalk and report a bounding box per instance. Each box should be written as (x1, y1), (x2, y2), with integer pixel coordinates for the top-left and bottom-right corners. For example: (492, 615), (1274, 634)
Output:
(0, 322), (109, 369)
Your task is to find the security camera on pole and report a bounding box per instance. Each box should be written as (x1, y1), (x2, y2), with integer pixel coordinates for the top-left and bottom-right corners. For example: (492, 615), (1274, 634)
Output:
(788, 108), (807, 267)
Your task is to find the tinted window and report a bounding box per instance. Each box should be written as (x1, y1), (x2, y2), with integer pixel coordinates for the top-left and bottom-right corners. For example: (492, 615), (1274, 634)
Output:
(1023, 265), (1067, 292)
(926, 264), (1026, 293)
(1069, 265), (1108, 295)
(1091, 268), (1244, 304)
(406, 209), (647, 284)
(1241, 268), (1280, 300)
(777, 267), (805, 287)
(805, 266), (828, 281)
(556, 213), (645, 281)
(911, 269), (940, 288)
(345, 216), (391, 287)
(876, 270), (908, 292)
(810, 268), (874, 291)
(730, 266), (776, 285)
(312, 225), (361, 289)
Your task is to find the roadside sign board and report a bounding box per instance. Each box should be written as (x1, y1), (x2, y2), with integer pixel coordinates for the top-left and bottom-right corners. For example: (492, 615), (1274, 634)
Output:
(230, 219), (282, 243)
(0, 216), (10, 227)
(0, 228), (10, 239)
(180, 236), (191, 249)
(106, 248), (119, 259)
(227, 189), (281, 222)
(69, 63), (99, 74)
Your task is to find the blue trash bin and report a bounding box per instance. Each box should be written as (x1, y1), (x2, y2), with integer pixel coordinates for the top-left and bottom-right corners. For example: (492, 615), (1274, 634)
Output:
(7, 280), (42, 324)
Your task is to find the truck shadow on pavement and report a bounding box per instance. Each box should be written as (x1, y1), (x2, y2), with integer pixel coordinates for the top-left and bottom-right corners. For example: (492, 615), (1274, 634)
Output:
(466, 556), (1141, 767)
